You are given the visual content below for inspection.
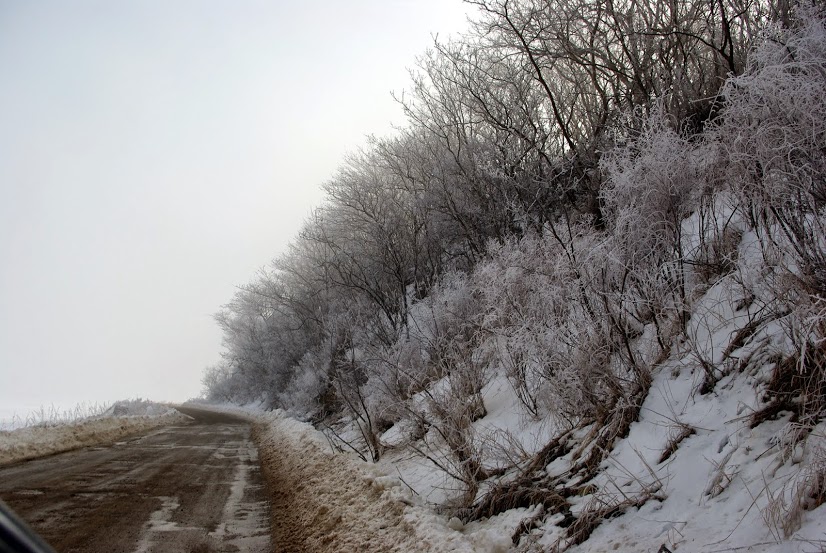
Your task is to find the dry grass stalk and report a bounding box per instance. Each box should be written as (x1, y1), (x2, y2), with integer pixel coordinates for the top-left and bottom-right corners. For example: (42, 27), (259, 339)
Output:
(658, 423), (696, 464)
(764, 449), (826, 539)
(705, 448), (736, 498)
(751, 343), (826, 429)
(557, 489), (659, 550)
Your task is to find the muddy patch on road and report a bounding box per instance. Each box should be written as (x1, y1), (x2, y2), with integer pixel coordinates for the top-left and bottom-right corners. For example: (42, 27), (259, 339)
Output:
(0, 421), (270, 553)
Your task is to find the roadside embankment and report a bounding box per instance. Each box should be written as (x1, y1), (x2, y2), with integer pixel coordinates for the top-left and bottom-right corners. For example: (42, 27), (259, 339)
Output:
(0, 402), (190, 466)
(251, 410), (478, 553)
(178, 402), (504, 552)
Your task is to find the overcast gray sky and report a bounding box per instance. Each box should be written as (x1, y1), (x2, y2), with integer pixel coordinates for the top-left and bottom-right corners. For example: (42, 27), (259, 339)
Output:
(0, 0), (471, 413)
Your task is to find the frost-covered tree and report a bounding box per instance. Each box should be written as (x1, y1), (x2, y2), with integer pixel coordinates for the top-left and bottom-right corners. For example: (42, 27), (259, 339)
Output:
(201, 0), (801, 472)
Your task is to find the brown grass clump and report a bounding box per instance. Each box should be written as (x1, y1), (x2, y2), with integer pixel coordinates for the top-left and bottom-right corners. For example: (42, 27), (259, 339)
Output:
(783, 455), (826, 536)
(463, 376), (653, 549)
(762, 448), (826, 539)
(562, 492), (654, 548)
(458, 428), (576, 523)
(751, 343), (826, 429)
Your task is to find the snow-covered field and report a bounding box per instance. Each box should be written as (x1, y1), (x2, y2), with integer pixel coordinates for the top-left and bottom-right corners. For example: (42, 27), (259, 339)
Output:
(0, 399), (190, 465)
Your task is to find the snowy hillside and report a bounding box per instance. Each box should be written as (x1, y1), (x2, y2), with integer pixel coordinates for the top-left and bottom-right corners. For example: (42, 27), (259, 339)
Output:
(318, 221), (826, 551)
(374, 272), (826, 551)
(203, 3), (826, 551)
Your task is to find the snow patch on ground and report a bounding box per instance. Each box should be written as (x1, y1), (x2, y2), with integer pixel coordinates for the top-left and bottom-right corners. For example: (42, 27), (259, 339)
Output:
(209, 436), (270, 552)
(134, 496), (185, 553)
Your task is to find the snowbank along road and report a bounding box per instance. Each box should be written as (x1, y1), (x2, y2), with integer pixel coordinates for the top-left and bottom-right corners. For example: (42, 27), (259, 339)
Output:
(0, 406), (270, 553)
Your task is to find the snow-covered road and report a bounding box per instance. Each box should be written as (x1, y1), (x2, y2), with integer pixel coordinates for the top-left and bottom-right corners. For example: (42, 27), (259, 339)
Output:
(0, 409), (270, 553)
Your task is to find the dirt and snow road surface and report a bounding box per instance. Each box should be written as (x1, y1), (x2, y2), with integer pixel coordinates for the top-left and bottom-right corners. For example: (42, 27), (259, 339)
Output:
(0, 406), (270, 553)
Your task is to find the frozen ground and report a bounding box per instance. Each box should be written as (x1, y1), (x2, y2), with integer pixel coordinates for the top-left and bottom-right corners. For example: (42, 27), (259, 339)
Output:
(0, 411), (269, 552)
(0, 399), (189, 465)
(364, 270), (826, 552)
